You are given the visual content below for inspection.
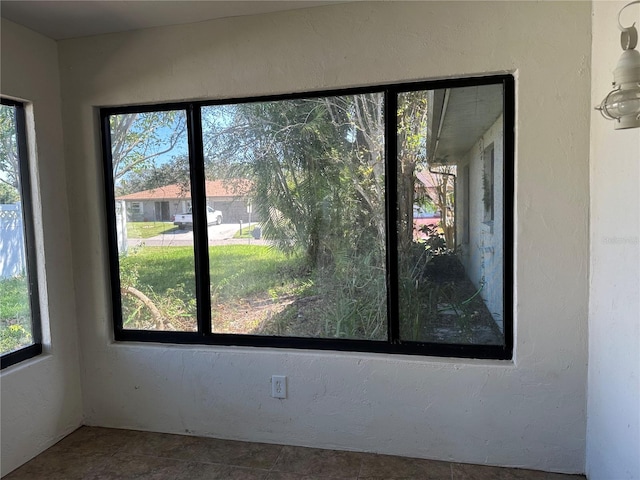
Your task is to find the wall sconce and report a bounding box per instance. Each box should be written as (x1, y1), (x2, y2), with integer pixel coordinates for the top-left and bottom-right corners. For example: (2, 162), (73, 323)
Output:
(596, 1), (640, 129)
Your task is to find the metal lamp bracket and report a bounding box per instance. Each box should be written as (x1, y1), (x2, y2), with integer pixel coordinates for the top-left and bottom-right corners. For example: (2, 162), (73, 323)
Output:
(619, 0), (639, 49)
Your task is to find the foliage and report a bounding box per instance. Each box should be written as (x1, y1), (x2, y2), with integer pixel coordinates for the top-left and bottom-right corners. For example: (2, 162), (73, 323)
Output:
(0, 182), (20, 204)
(0, 324), (32, 354)
(419, 224), (448, 254)
(396, 91), (430, 252)
(196, 92), (435, 340)
(116, 155), (191, 196)
(397, 235), (498, 344)
(0, 104), (19, 191)
(0, 276), (32, 354)
(0, 276), (31, 323)
(202, 96), (387, 270)
(118, 245), (306, 331)
(110, 111), (186, 186)
(233, 224), (258, 239)
(313, 247), (387, 340)
(420, 166), (456, 249)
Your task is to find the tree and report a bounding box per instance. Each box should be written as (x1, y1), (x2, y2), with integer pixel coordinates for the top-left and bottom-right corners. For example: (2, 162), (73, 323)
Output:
(109, 111), (186, 182)
(323, 94), (386, 248)
(0, 183), (19, 204)
(422, 166), (456, 249)
(396, 91), (430, 253)
(202, 95), (391, 267)
(0, 104), (20, 191)
(201, 91), (436, 266)
(115, 155), (191, 196)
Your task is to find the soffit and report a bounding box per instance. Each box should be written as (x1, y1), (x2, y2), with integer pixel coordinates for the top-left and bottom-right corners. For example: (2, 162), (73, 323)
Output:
(430, 84), (503, 164)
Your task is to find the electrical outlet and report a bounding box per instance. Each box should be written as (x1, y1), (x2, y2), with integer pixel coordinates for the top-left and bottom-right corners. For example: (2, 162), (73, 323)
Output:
(271, 375), (287, 399)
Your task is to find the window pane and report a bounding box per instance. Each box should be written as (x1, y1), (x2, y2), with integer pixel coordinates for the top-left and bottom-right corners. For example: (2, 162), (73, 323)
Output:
(398, 85), (505, 345)
(202, 94), (388, 340)
(108, 110), (196, 331)
(0, 103), (35, 355)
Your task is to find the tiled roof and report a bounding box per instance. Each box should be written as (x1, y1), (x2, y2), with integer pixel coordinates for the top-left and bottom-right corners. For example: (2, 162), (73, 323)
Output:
(116, 179), (251, 200)
(415, 171), (438, 189)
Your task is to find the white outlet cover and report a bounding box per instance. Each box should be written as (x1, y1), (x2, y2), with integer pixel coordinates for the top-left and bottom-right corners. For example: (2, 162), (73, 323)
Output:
(271, 375), (287, 399)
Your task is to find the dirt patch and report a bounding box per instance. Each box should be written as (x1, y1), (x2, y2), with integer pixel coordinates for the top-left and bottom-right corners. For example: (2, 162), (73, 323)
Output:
(211, 293), (295, 334)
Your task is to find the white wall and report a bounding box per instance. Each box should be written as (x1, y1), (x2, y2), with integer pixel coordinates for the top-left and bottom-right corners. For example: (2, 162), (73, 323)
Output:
(587, 2), (640, 479)
(0, 19), (83, 477)
(459, 114), (504, 330)
(59, 2), (591, 473)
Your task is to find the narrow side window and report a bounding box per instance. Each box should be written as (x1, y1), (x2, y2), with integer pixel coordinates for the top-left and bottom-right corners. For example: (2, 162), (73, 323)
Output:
(1, 99), (42, 369)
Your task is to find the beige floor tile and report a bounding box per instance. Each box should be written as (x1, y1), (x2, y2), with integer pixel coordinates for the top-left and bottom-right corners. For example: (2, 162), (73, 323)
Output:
(45, 426), (142, 456)
(451, 463), (585, 480)
(184, 436), (283, 469)
(3, 451), (113, 480)
(359, 452), (453, 479)
(180, 462), (270, 479)
(272, 445), (363, 478)
(267, 471), (358, 480)
(87, 453), (190, 479)
(3, 427), (587, 480)
(117, 430), (200, 461)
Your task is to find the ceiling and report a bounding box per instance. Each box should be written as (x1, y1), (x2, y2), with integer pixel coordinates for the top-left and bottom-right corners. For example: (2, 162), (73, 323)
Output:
(0, 1), (342, 40)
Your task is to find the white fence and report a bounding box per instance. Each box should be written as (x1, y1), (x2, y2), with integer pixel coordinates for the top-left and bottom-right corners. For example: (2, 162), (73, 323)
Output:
(0, 204), (27, 280)
(115, 200), (128, 255)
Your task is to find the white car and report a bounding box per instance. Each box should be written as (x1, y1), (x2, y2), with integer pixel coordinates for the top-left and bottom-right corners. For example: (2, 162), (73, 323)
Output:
(173, 206), (222, 228)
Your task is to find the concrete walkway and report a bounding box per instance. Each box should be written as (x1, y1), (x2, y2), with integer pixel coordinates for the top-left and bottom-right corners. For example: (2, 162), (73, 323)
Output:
(127, 223), (268, 248)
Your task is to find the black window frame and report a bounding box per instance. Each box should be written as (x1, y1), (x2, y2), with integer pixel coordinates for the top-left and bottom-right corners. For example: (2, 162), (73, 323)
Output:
(101, 74), (514, 360)
(1, 98), (43, 370)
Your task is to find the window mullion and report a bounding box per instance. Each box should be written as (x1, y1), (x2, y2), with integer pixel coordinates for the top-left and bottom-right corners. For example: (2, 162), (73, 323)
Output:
(187, 104), (211, 336)
(384, 89), (400, 344)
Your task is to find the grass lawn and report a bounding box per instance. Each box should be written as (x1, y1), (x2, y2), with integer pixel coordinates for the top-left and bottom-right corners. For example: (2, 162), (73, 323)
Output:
(119, 244), (306, 331)
(0, 276), (30, 321)
(0, 276), (33, 354)
(233, 223), (259, 239)
(121, 244), (303, 299)
(127, 222), (178, 239)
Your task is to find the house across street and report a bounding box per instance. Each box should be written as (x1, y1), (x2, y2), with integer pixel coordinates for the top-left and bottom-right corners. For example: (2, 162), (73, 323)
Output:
(117, 179), (254, 224)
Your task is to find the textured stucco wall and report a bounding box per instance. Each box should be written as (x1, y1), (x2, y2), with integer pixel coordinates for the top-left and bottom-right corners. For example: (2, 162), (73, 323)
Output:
(0, 19), (83, 477)
(58, 2), (590, 473)
(587, 2), (640, 479)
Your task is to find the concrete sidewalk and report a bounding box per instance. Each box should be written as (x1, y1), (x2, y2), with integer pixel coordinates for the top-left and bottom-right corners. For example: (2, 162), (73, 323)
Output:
(127, 223), (267, 248)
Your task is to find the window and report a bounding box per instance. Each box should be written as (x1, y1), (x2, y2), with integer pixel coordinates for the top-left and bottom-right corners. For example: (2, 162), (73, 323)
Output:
(102, 75), (514, 359)
(1, 98), (42, 369)
(483, 143), (495, 225)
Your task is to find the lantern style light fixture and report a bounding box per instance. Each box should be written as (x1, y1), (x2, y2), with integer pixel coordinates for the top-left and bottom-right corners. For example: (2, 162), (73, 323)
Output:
(596, 1), (640, 129)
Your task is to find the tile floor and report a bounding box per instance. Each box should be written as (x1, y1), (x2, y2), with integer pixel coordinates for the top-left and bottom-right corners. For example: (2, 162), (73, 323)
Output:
(4, 427), (586, 480)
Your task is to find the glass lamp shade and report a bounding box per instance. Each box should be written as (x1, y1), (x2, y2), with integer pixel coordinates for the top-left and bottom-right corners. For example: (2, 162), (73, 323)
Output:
(599, 85), (640, 129)
(597, 49), (640, 129)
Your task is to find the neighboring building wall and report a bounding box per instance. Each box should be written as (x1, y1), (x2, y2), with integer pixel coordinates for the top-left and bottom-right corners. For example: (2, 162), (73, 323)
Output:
(125, 199), (189, 222)
(458, 114), (504, 330)
(59, 2), (590, 473)
(125, 198), (253, 223)
(1, 19), (83, 477)
(587, 2), (640, 479)
(209, 197), (255, 224)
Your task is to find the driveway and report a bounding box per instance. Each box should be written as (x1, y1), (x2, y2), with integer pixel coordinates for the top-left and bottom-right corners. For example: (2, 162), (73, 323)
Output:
(127, 223), (266, 247)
